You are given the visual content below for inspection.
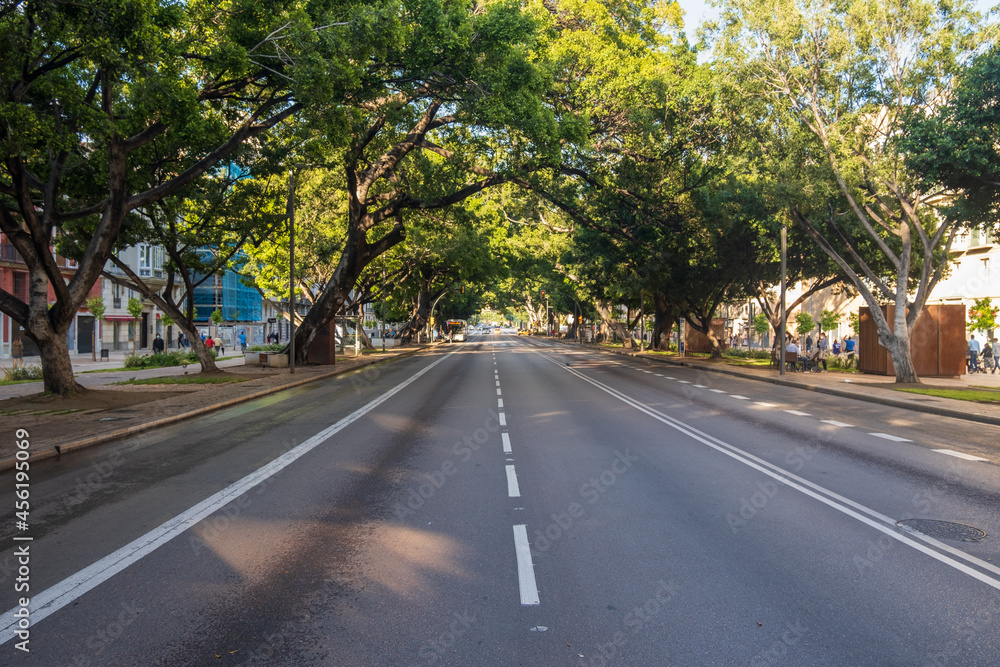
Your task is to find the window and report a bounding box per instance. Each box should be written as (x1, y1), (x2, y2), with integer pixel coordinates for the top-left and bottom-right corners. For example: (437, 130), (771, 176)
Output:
(138, 244), (152, 277)
(153, 246), (164, 278)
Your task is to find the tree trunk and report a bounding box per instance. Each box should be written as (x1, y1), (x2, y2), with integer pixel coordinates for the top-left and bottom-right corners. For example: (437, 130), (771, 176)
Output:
(399, 290), (433, 344)
(358, 325), (374, 350)
(686, 315), (724, 358)
(35, 330), (85, 397)
(652, 294), (677, 351)
(595, 302), (631, 347)
(186, 329), (219, 373)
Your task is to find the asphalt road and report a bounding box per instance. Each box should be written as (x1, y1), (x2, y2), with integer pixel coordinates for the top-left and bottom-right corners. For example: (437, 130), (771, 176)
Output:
(2, 336), (999, 666)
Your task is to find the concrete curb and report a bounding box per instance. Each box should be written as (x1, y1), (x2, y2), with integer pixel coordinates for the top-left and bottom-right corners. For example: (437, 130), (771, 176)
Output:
(0, 346), (431, 473)
(545, 340), (1000, 428)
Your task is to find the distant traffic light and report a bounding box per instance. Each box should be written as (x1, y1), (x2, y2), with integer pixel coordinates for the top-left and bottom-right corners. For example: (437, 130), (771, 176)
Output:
(540, 290), (546, 297)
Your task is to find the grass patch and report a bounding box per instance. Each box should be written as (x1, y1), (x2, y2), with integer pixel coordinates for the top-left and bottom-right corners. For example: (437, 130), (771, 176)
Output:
(0, 407), (88, 416)
(896, 387), (1000, 404)
(0, 378), (43, 386)
(114, 375), (251, 386)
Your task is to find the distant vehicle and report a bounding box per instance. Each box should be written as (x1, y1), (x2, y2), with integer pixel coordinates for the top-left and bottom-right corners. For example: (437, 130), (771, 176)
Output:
(444, 319), (468, 342)
(494, 327), (501, 334)
(517, 329), (529, 335)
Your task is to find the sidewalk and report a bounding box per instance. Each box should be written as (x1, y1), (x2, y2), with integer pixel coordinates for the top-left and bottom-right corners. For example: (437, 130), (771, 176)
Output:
(557, 342), (1000, 427)
(0, 346), (431, 470)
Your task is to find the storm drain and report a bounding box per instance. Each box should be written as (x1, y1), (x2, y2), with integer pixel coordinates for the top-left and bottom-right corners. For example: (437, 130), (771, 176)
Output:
(897, 519), (987, 542)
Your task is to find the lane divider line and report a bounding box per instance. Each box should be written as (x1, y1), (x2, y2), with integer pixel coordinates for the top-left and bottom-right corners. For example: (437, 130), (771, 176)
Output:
(754, 402), (777, 407)
(512, 525), (540, 605)
(870, 432), (911, 442)
(730, 395), (750, 400)
(506, 465), (521, 497)
(499, 412), (507, 426)
(933, 449), (988, 462)
(710, 389), (727, 394)
(537, 352), (1000, 591)
(784, 409), (811, 416)
(821, 420), (854, 428)
(0, 351), (458, 645)
(502, 433), (512, 454)
(498, 399), (504, 408)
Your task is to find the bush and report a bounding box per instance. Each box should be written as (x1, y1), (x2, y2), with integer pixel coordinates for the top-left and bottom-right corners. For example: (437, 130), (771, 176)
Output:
(3, 365), (43, 382)
(246, 344), (285, 352)
(124, 351), (191, 369)
(725, 348), (772, 360)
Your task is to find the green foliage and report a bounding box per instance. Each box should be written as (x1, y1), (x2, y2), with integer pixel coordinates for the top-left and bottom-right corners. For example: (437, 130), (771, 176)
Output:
(210, 308), (223, 325)
(819, 310), (840, 333)
(725, 348), (771, 361)
(86, 297), (106, 320)
(3, 365), (43, 382)
(902, 46), (1000, 228)
(794, 312), (815, 336)
(160, 314), (174, 328)
(753, 313), (770, 336)
(127, 297), (144, 320)
(968, 298), (998, 333)
(123, 349), (214, 368)
(848, 312), (860, 334)
(247, 344), (285, 352)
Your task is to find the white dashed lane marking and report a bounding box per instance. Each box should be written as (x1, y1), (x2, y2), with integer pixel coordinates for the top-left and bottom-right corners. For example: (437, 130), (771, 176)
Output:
(678, 380), (691, 384)
(502, 432), (512, 454)
(784, 410), (811, 416)
(870, 433), (912, 442)
(710, 389), (727, 394)
(498, 399), (504, 408)
(693, 384), (707, 388)
(730, 395), (750, 400)
(821, 420), (854, 428)
(754, 402), (777, 407)
(506, 465), (521, 497)
(512, 525), (540, 605)
(499, 412), (507, 426)
(933, 449), (988, 462)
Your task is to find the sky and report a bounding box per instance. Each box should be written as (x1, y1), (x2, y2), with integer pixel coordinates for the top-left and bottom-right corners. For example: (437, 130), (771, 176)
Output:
(676, 0), (997, 31)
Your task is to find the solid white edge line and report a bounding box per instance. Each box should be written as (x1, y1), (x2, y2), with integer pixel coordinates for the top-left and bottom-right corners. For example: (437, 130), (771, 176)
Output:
(505, 464), (521, 497)
(932, 449), (988, 462)
(0, 351), (457, 645)
(536, 352), (1000, 590)
(502, 432), (512, 454)
(512, 525), (540, 605)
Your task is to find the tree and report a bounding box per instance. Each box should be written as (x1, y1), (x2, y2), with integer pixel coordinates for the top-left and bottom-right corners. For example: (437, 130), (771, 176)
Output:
(102, 170), (287, 372)
(0, 0), (324, 395)
(819, 310), (841, 334)
(902, 45), (1000, 231)
(968, 297), (998, 336)
(715, 0), (984, 382)
(794, 312), (815, 338)
(127, 297), (144, 356)
(85, 296), (106, 362)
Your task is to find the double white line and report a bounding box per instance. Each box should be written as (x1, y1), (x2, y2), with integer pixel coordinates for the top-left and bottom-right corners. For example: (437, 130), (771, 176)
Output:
(540, 352), (1000, 593)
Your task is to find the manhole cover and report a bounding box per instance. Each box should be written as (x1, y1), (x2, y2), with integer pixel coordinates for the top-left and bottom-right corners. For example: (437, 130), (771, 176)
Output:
(897, 519), (987, 542)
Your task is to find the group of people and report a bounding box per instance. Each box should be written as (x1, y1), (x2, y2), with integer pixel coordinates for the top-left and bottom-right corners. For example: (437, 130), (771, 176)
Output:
(779, 332), (858, 372)
(967, 334), (999, 374)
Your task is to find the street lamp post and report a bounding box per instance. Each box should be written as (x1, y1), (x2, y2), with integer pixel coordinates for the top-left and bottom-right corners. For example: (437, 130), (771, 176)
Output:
(287, 169), (297, 374)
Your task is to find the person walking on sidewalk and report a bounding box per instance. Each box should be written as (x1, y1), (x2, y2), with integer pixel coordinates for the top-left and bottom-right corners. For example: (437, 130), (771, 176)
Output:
(11, 336), (23, 370)
(993, 338), (1000, 374)
(968, 334), (982, 373)
(239, 330), (247, 352)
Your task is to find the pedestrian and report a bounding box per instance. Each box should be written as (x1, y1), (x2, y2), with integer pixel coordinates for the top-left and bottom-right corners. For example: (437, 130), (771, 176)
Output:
(844, 335), (856, 365)
(785, 337), (801, 372)
(968, 334), (981, 373)
(817, 332), (829, 371)
(805, 334), (813, 353)
(983, 339), (994, 372)
(205, 335), (214, 351)
(993, 338), (1000, 375)
(239, 330), (247, 352)
(832, 338), (841, 356)
(152, 333), (165, 353)
(177, 332), (185, 348)
(11, 336), (24, 370)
